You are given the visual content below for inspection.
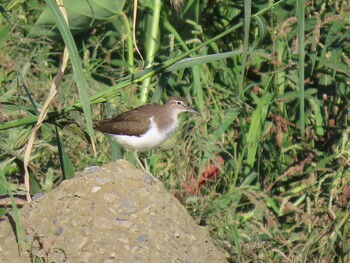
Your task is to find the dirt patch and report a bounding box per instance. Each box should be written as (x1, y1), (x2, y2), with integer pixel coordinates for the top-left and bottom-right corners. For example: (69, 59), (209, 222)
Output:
(0, 160), (227, 263)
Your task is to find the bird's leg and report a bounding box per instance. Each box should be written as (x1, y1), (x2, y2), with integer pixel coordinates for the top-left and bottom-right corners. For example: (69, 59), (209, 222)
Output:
(143, 157), (149, 171)
(133, 151), (155, 183)
(133, 151), (147, 171)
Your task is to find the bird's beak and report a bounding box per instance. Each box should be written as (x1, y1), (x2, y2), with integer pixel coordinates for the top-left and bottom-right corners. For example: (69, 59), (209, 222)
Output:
(187, 106), (201, 116)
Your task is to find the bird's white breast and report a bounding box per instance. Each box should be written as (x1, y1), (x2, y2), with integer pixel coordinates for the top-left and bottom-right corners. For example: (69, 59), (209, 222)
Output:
(109, 117), (179, 152)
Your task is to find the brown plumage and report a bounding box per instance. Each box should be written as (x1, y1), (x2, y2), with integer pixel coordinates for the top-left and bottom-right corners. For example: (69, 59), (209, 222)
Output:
(94, 104), (163, 137)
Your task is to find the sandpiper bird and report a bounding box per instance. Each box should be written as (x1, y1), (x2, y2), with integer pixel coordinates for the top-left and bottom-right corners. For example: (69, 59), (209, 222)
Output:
(94, 96), (199, 171)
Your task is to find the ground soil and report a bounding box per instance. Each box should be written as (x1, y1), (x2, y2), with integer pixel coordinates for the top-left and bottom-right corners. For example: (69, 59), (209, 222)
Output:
(0, 160), (228, 263)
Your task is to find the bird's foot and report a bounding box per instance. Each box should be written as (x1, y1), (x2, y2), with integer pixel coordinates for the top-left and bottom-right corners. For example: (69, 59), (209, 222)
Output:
(143, 171), (156, 184)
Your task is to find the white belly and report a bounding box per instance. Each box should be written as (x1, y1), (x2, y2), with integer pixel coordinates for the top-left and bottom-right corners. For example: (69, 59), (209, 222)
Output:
(109, 117), (178, 152)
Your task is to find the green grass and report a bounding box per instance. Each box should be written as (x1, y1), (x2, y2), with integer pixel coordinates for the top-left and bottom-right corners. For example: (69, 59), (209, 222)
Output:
(1, 0), (350, 261)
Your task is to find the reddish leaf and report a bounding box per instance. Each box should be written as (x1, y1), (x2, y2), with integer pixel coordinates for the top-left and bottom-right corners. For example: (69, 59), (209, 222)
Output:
(181, 155), (225, 196)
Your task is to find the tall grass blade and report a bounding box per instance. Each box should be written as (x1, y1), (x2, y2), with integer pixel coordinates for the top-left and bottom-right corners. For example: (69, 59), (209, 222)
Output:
(297, 0), (305, 138)
(55, 125), (75, 179)
(106, 136), (122, 161)
(166, 50), (254, 72)
(246, 92), (273, 167)
(0, 23), (10, 48)
(252, 15), (268, 47)
(0, 169), (23, 247)
(0, 4), (11, 24)
(141, 0), (162, 102)
(20, 80), (39, 115)
(44, 0), (96, 153)
(232, 225), (242, 261)
(240, 0), (252, 100)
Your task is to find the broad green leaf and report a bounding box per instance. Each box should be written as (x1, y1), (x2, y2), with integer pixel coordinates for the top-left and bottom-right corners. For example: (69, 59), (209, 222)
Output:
(30, 0), (126, 39)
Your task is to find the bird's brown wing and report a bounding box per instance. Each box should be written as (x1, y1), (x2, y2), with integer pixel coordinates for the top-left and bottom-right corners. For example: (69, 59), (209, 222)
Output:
(94, 119), (150, 136)
(94, 104), (159, 136)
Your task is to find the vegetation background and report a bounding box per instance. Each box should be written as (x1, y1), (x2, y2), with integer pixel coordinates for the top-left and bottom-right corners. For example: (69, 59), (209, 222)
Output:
(0, 0), (350, 261)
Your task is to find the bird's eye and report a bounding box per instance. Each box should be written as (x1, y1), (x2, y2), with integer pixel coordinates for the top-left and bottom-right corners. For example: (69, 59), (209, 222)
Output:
(176, 101), (183, 106)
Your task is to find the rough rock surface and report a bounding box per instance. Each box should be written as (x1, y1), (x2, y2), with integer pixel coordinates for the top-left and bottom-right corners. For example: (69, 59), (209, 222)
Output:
(0, 160), (227, 263)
